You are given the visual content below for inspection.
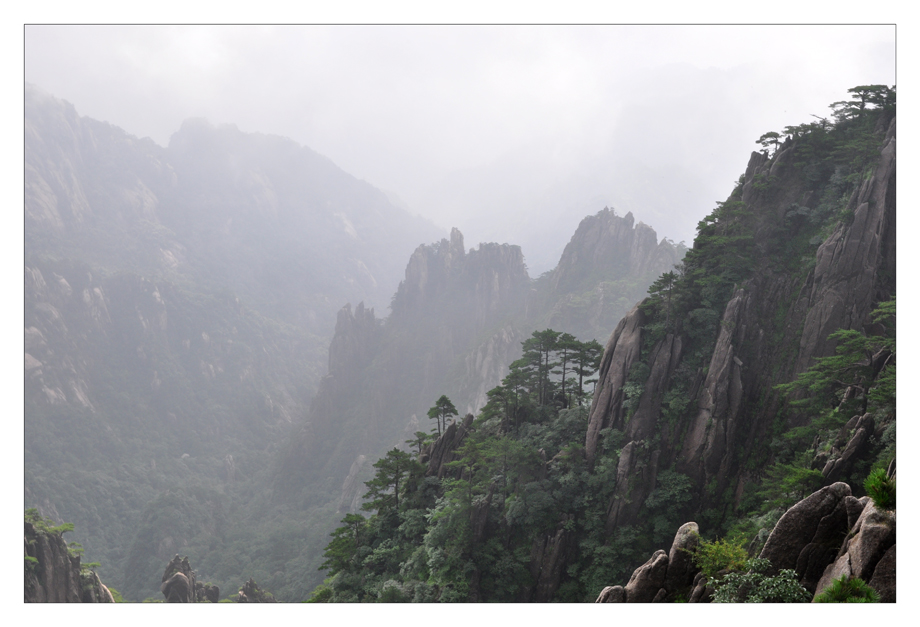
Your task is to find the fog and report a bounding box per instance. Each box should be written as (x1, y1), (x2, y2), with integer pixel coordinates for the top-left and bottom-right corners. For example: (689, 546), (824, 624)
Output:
(25, 25), (895, 273)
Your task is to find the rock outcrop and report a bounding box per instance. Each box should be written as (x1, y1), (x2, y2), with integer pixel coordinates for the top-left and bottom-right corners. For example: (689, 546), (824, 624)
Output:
(160, 555), (219, 602)
(596, 521), (701, 603)
(24, 517), (113, 603)
(236, 577), (276, 603)
(529, 523), (574, 602)
(757, 482), (855, 592)
(813, 497), (896, 602)
(585, 304), (645, 465)
(422, 413), (475, 479)
(539, 208), (683, 342)
(597, 481), (896, 603)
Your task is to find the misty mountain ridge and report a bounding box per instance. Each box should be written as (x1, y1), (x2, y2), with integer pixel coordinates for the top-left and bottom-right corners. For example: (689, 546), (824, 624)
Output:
(24, 83), (683, 601)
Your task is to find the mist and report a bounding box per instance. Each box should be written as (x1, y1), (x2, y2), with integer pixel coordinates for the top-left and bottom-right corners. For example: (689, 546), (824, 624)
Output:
(25, 24), (895, 272)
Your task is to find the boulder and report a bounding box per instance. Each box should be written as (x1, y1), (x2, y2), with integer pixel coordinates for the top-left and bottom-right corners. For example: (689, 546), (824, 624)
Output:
(663, 522), (700, 595)
(161, 572), (191, 603)
(759, 482), (851, 573)
(595, 585), (626, 603)
(793, 495), (851, 592)
(160, 555), (195, 602)
(624, 549), (669, 602)
(688, 572), (713, 603)
(846, 501), (895, 581)
(813, 499), (896, 600)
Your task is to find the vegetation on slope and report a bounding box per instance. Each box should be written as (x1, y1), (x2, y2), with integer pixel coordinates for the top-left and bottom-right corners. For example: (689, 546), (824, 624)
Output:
(311, 86), (896, 602)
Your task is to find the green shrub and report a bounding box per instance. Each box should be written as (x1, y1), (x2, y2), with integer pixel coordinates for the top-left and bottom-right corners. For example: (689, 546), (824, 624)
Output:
(690, 536), (748, 581)
(712, 558), (811, 603)
(304, 585), (333, 603)
(814, 576), (879, 603)
(863, 468), (895, 509)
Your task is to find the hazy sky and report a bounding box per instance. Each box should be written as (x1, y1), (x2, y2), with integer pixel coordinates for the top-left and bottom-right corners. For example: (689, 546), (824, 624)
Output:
(25, 24), (895, 272)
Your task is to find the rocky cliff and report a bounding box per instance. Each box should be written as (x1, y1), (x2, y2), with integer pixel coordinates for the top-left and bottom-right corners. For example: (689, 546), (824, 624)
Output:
(586, 114), (895, 535)
(279, 229), (531, 497)
(24, 513), (114, 603)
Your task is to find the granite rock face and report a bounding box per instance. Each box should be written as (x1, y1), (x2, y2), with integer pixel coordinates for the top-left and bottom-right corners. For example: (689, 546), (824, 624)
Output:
(544, 209), (683, 342)
(814, 496), (896, 602)
(759, 482), (852, 581)
(24, 519), (113, 603)
(423, 413), (475, 479)
(584, 117), (896, 535)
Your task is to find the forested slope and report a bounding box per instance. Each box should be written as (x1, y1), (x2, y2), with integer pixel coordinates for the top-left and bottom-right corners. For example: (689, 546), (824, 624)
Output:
(310, 86), (896, 603)
(24, 83), (442, 600)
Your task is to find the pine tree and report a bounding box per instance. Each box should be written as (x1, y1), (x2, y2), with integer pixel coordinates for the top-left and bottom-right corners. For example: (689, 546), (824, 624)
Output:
(362, 448), (414, 513)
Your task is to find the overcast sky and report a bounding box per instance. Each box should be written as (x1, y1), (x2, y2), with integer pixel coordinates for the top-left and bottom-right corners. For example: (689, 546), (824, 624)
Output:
(25, 24), (896, 272)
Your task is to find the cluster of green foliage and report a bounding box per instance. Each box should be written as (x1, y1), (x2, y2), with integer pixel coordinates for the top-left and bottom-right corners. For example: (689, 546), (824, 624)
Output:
(479, 330), (603, 431)
(311, 323), (710, 602)
(711, 558), (811, 603)
(25, 508), (75, 537)
(689, 535), (748, 581)
(863, 468), (895, 510)
(814, 575), (880, 603)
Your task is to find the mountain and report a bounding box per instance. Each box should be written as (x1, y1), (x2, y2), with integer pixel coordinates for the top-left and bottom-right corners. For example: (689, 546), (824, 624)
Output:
(24, 83), (679, 601)
(24, 83), (442, 600)
(265, 210), (681, 599)
(308, 88), (895, 603)
(278, 210), (682, 499)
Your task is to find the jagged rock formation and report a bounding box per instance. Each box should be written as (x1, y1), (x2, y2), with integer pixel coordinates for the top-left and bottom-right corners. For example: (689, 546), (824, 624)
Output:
(279, 229), (532, 497)
(160, 555), (219, 602)
(535, 208), (683, 342)
(24, 518), (113, 603)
